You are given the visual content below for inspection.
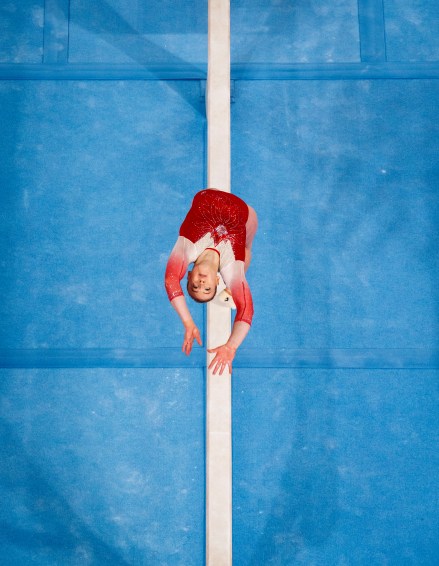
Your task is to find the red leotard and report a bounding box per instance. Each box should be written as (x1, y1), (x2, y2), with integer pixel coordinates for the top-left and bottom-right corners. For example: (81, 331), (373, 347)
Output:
(179, 189), (248, 261)
(165, 189), (254, 325)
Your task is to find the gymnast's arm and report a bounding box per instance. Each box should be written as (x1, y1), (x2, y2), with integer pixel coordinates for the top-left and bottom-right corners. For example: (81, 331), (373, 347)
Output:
(208, 261), (253, 375)
(164, 237), (202, 355)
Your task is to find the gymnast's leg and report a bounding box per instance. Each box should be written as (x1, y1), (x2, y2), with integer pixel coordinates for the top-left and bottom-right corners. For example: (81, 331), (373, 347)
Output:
(244, 205), (258, 273)
(219, 204), (258, 308)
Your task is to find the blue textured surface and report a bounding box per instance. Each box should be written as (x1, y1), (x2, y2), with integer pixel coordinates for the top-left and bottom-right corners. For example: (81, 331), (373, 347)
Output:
(0, 0), (44, 63)
(1, 1), (438, 565)
(385, 0), (439, 62)
(0, 80), (205, 349)
(0, 368), (205, 565)
(232, 0), (360, 63)
(233, 79), (439, 350)
(69, 0), (207, 64)
(233, 368), (439, 565)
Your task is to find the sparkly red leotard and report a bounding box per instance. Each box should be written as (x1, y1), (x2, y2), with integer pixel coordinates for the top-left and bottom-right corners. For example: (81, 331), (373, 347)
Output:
(179, 189), (248, 261)
(165, 189), (254, 325)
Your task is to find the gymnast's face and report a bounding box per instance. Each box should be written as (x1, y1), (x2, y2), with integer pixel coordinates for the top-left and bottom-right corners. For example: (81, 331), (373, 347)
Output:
(187, 266), (219, 302)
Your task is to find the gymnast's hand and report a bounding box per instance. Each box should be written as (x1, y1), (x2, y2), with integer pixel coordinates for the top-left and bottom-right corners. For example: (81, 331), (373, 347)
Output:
(183, 322), (202, 355)
(208, 343), (237, 376)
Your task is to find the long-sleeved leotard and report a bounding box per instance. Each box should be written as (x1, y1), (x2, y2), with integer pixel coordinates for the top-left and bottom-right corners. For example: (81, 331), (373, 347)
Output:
(165, 189), (254, 326)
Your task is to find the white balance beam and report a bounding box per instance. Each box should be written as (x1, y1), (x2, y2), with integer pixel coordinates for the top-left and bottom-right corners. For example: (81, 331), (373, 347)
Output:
(206, 1), (232, 565)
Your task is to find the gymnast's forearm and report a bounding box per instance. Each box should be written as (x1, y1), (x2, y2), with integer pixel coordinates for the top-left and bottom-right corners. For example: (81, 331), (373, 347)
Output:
(170, 295), (194, 327)
(226, 320), (251, 351)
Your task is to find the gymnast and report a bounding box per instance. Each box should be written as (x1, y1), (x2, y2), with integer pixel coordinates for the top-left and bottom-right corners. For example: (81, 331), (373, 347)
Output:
(165, 188), (258, 375)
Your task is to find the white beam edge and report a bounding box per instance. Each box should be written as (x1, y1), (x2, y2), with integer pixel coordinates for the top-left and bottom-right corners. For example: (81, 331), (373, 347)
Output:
(206, 1), (232, 565)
